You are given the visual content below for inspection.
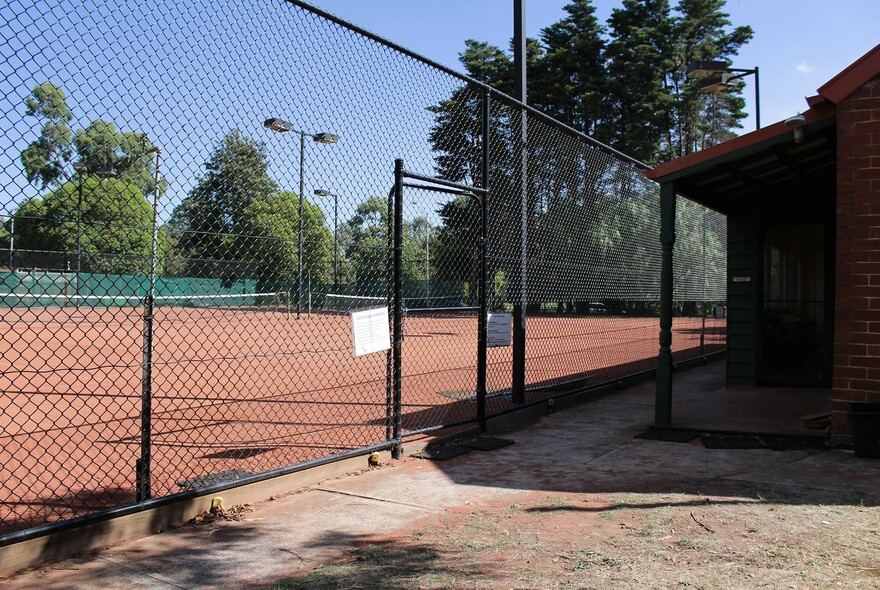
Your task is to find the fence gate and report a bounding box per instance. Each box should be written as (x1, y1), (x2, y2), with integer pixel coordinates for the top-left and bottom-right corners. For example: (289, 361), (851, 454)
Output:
(389, 159), (488, 450)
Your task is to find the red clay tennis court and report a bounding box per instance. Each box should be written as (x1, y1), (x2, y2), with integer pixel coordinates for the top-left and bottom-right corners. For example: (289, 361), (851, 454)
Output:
(0, 302), (723, 533)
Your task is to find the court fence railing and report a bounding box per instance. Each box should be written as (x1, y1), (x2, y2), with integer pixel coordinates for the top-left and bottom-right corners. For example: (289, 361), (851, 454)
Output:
(0, 0), (725, 544)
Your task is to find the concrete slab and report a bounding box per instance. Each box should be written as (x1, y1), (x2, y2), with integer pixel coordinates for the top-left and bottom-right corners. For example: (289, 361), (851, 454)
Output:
(3, 361), (878, 590)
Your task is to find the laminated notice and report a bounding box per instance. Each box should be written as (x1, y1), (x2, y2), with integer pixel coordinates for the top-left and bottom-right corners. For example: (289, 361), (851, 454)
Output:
(487, 312), (512, 347)
(350, 306), (391, 356)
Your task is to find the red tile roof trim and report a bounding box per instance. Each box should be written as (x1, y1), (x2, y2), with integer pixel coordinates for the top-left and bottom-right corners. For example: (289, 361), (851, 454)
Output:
(818, 43), (880, 104)
(645, 101), (834, 181)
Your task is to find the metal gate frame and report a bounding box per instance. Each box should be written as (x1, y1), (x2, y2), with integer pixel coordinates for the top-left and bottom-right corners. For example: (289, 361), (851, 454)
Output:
(389, 148), (489, 455)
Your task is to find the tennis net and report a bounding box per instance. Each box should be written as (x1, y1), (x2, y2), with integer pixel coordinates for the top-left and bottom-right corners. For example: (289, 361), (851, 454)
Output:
(0, 291), (290, 314)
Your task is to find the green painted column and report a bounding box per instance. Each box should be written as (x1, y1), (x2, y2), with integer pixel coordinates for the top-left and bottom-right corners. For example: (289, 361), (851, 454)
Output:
(655, 181), (676, 426)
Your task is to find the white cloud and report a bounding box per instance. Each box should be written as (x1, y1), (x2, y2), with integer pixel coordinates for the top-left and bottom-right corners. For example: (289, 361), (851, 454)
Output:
(796, 61), (816, 74)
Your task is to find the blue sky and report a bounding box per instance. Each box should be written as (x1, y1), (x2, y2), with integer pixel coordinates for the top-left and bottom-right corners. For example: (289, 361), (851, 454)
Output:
(1, 0), (877, 229)
(309, 0), (880, 133)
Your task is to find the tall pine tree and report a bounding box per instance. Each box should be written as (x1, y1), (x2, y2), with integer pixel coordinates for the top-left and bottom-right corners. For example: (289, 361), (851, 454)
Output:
(603, 0), (674, 164)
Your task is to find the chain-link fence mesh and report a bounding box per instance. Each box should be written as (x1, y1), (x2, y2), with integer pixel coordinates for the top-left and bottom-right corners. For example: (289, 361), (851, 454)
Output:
(0, 0), (725, 537)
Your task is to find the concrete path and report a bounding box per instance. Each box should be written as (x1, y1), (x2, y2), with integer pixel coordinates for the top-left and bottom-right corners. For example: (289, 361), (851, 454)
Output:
(4, 367), (880, 589)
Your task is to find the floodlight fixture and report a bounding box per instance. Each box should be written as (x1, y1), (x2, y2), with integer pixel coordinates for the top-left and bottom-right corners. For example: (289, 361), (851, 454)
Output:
(687, 60), (761, 129)
(698, 75), (737, 93)
(264, 117), (293, 133)
(312, 132), (339, 144)
(686, 60), (729, 79)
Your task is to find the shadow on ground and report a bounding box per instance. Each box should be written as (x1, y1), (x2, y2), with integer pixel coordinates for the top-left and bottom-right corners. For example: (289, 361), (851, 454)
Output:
(262, 532), (484, 590)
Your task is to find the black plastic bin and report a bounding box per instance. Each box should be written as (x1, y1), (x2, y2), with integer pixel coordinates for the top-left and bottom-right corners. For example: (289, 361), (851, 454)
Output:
(850, 403), (880, 458)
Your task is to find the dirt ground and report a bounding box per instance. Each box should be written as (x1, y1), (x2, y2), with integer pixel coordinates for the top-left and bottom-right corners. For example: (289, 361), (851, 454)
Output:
(266, 478), (880, 590)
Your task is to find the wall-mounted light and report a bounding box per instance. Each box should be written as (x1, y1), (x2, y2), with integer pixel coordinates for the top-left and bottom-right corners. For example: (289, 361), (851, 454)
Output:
(784, 113), (807, 144)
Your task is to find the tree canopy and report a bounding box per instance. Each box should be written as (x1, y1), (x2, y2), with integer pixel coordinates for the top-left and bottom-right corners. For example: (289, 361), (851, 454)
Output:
(236, 191), (334, 287)
(170, 129), (278, 271)
(20, 82), (162, 192)
(429, 0), (753, 166)
(12, 177), (154, 274)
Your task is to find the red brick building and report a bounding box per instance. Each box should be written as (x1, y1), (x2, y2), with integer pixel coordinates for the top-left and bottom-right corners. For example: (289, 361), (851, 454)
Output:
(646, 44), (880, 442)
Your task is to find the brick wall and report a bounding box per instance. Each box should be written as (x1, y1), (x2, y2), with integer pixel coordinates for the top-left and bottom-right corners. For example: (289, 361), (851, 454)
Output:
(832, 75), (880, 441)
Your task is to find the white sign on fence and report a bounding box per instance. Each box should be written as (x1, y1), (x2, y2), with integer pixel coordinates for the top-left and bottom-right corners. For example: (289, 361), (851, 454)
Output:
(350, 306), (392, 357)
(487, 312), (512, 347)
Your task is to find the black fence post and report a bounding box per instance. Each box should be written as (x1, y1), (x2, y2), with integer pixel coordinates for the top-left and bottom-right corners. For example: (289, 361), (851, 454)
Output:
(392, 159), (404, 458)
(477, 89), (490, 431)
(137, 147), (162, 502)
(386, 186), (395, 441)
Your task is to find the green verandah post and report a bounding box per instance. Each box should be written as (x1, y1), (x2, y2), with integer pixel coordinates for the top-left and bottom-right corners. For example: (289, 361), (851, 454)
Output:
(655, 181), (676, 426)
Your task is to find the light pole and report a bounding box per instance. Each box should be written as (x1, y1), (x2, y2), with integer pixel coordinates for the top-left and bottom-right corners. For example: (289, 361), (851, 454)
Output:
(7, 215), (13, 271)
(424, 226), (432, 303)
(264, 118), (338, 318)
(687, 60), (761, 130)
(313, 189), (339, 293)
(72, 162), (115, 296)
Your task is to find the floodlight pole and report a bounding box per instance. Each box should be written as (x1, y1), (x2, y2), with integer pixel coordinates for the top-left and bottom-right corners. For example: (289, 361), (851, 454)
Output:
(76, 168), (83, 294)
(264, 118), (338, 319)
(72, 162), (115, 297)
(333, 193), (338, 293)
(315, 189), (339, 293)
(7, 215), (13, 270)
(298, 131), (305, 319)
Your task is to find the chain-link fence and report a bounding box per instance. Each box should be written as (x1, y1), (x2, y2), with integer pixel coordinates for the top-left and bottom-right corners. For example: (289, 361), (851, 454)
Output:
(0, 0), (726, 540)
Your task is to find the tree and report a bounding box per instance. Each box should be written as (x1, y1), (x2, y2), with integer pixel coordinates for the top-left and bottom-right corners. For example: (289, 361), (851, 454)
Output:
(603, 0), (674, 164)
(537, 0), (607, 135)
(427, 0), (752, 166)
(20, 82), (162, 192)
(170, 130), (278, 274)
(340, 196), (440, 296)
(663, 0), (753, 160)
(236, 191), (334, 289)
(12, 177), (154, 274)
(74, 120), (162, 195)
(20, 82), (74, 188)
(339, 196), (391, 293)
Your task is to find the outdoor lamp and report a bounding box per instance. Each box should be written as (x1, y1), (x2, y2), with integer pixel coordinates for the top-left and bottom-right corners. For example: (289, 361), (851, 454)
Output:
(686, 60), (761, 129)
(264, 118), (293, 133)
(312, 133), (339, 144)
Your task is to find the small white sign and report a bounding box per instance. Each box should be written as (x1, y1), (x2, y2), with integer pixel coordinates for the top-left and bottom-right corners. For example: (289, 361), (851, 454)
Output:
(350, 307), (391, 357)
(732, 276), (751, 283)
(487, 313), (512, 347)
